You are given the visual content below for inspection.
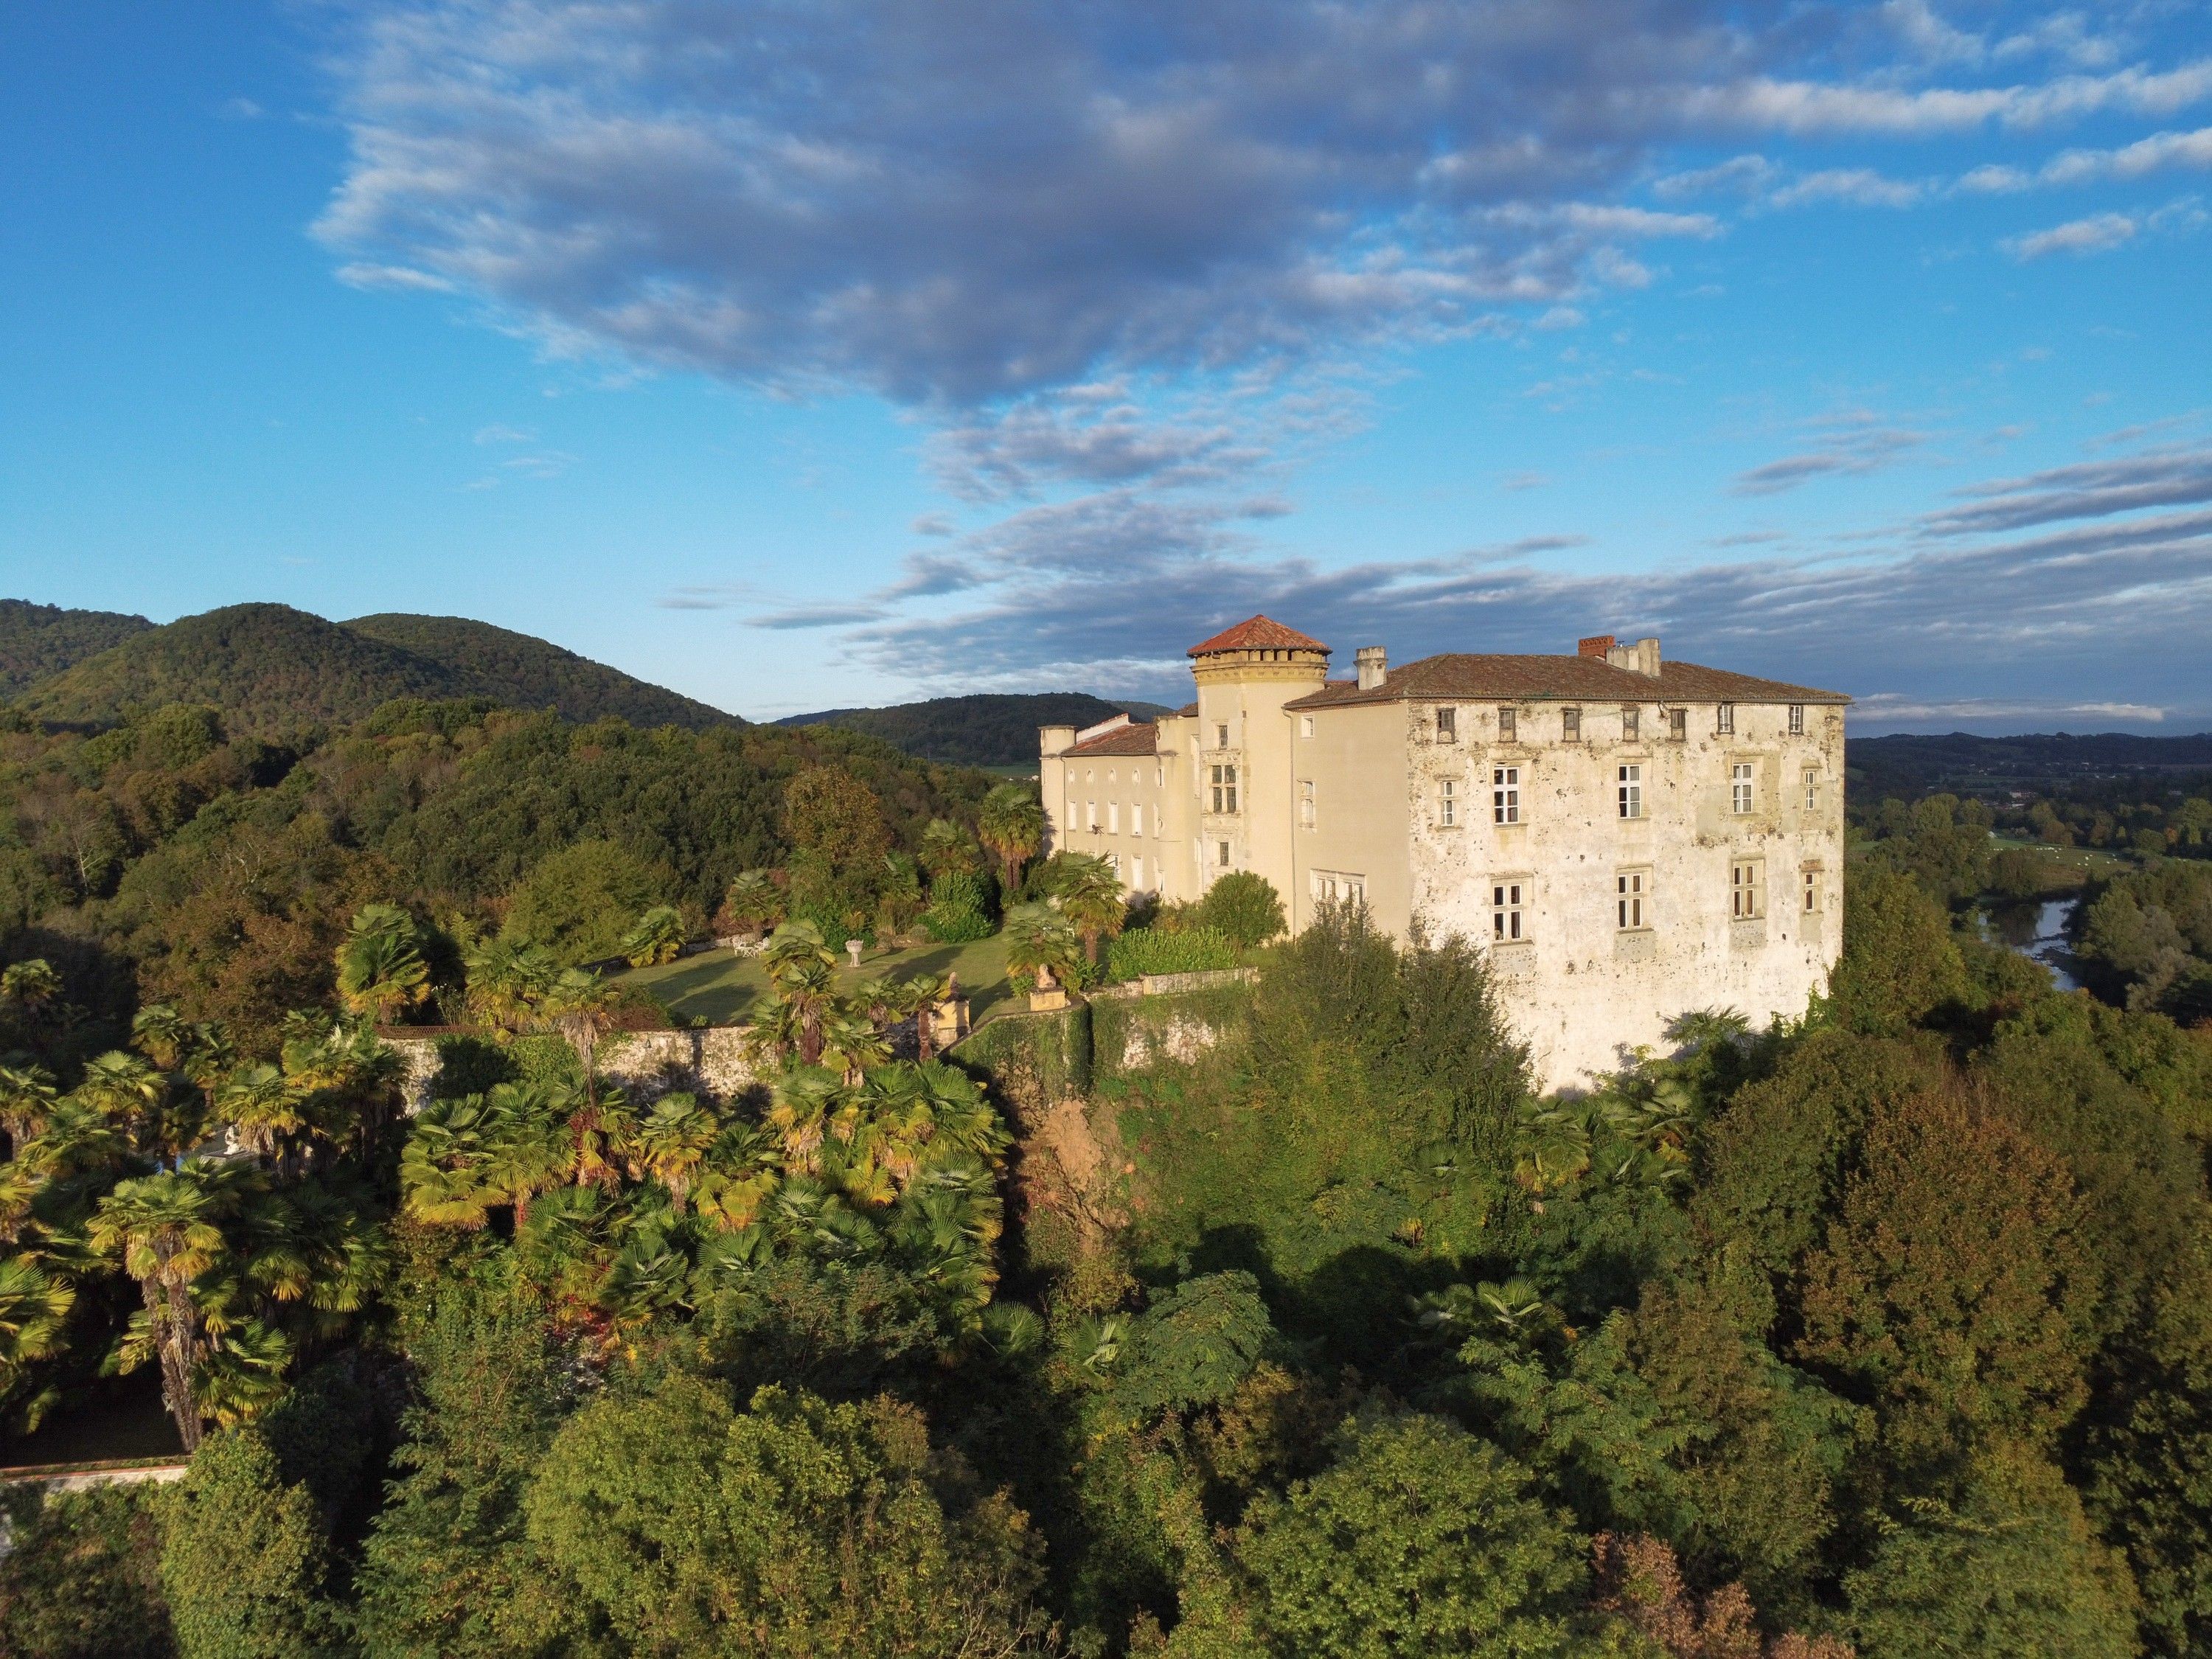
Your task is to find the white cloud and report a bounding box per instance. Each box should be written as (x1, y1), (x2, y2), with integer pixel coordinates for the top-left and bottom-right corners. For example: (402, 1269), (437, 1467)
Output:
(335, 261), (455, 293)
(2003, 210), (2138, 258)
(1766, 167), (1927, 208)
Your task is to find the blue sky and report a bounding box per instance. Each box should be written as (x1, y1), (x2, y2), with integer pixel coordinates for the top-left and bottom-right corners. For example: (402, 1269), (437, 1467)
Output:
(3, 1), (2209, 730)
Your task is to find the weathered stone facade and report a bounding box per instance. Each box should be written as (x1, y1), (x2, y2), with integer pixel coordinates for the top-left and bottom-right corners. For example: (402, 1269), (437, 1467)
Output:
(1041, 616), (1848, 1093)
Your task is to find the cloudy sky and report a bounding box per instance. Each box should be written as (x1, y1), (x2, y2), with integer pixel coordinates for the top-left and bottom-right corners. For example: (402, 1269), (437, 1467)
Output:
(4, 1), (2209, 729)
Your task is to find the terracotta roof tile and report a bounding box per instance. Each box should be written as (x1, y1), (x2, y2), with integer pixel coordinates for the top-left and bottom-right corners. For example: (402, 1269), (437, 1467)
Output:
(1187, 614), (1330, 655)
(1284, 653), (1848, 709)
(1063, 721), (1163, 757)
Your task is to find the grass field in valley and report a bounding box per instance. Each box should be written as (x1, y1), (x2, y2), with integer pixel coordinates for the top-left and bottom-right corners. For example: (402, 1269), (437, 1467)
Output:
(619, 930), (1020, 1026)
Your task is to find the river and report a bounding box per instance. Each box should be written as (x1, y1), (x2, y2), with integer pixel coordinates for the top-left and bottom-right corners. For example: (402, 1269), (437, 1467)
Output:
(1979, 895), (2084, 992)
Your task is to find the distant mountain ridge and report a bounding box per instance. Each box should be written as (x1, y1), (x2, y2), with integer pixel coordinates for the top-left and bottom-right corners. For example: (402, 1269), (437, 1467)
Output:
(7, 602), (737, 734)
(1848, 730), (2212, 798)
(777, 692), (1175, 768)
(0, 598), (156, 698)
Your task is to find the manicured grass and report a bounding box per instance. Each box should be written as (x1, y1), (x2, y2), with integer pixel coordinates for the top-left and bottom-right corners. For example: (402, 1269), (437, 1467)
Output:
(620, 931), (1021, 1026)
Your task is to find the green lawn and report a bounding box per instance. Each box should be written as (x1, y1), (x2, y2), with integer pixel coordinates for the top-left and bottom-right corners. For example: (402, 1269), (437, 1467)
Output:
(619, 931), (1021, 1026)
(1987, 832), (2132, 875)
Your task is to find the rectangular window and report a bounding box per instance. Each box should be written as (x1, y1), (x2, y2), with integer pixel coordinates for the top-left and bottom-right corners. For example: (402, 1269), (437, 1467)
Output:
(1717, 703), (1735, 735)
(1131, 854), (1144, 886)
(1210, 764), (1239, 814)
(1441, 779), (1458, 827)
(1299, 779), (1315, 827)
(1067, 795), (1078, 826)
(1105, 852), (1119, 874)
(1492, 881), (1526, 942)
(1802, 868), (1819, 914)
(1622, 705), (1641, 742)
(1132, 804), (1145, 838)
(1086, 800), (1097, 832)
(1788, 703), (1805, 736)
(1436, 706), (1457, 742)
(1617, 869), (1647, 930)
(1562, 706), (1581, 742)
(1803, 769), (1818, 812)
(1497, 706), (1517, 742)
(1669, 707), (1687, 742)
(1346, 875), (1366, 905)
(1732, 861), (1764, 919)
(1218, 840), (1231, 867)
(1732, 762), (1754, 815)
(1493, 765), (1521, 825)
(1216, 723), (1229, 749)
(1618, 764), (1642, 819)
(1301, 714), (1315, 739)
(1107, 801), (1119, 834)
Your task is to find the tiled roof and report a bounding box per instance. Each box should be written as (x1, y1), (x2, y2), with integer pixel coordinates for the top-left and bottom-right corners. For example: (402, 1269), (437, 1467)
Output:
(1063, 720), (1163, 757)
(1175, 702), (1198, 717)
(1285, 654), (1848, 709)
(1187, 615), (1330, 655)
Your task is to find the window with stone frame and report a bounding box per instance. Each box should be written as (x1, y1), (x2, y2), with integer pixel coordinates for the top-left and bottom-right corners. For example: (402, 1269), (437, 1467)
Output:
(1493, 765), (1520, 824)
(1731, 860), (1764, 918)
(1731, 762), (1754, 815)
(1622, 705), (1641, 741)
(1210, 764), (1239, 814)
(1617, 764), (1642, 818)
(1562, 706), (1582, 742)
(1492, 880), (1527, 942)
(1437, 706), (1457, 742)
(1616, 869), (1649, 929)
(1496, 706), (1516, 742)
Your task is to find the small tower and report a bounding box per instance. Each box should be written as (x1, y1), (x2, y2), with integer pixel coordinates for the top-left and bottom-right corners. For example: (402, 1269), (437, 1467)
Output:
(1184, 615), (1331, 896)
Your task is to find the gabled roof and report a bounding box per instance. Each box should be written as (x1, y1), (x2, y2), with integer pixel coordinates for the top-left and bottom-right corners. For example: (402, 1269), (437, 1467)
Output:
(1062, 720), (1163, 757)
(1187, 615), (1330, 656)
(1284, 653), (1848, 710)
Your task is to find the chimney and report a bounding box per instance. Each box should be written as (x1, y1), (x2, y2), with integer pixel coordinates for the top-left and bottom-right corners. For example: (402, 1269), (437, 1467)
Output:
(1604, 637), (1663, 678)
(1040, 725), (1077, 758)
(1355, 646), (1388, 690)
(1578, 634), (1615, 659)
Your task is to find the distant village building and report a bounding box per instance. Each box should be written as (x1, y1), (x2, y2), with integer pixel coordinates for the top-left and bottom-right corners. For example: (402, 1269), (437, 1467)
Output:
(1040, 616), (1849, 1092)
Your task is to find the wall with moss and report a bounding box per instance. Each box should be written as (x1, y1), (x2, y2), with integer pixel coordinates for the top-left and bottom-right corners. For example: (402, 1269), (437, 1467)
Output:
(947, 1003), (1092, 1113)
(1091, 981), (1253, 1079)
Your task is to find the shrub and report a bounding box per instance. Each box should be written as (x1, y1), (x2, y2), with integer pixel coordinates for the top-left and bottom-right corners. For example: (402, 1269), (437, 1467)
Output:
(920, 905), (994, 943)
(920, 869), (995, 942)
(504, 840), (670, 966)
(0, 1483), (172, 1659)
(1107, 925), (1240, 981)
(1197, 871), (1287, 949)
(1990, 849), (2068, 900)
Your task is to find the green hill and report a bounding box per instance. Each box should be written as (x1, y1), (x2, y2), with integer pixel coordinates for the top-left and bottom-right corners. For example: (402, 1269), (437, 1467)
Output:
(11, 602), (737, 734)
(344, 613), (733, 729)
(776, 692), (1175, 767)
(0, 599), (154, 698)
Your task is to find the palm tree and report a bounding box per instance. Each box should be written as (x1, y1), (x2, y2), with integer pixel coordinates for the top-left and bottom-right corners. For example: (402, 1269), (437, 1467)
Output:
(899, 972), (952, 1062)
(0, 1256), (74, 1382)
(818, 1008), (891, 1084)
(0, 959), (63, 1023)
(76, 1050), (166, 1139)
(89, 1161), (245, 1451)
(1051, 852), (1127, 964)
(131, 1004), (194, 1071)
(976, 783), (1046, 900)
(399, 1093), (507, 1229)
(621, 1093), (721, 1212)
(539, 967), (619, 1096)
(620, 905), (689, 968)
(919, 818), (983, 879)
(476, 1087), (572, 1227)
(217, 1063), (309, 1171)
(766, 1066), (846, 1175)
(1004, 902), (1083, 993)
(721, 869), (787, 942)
(335, 905), (433, 1024)
(464, 938), (560, 1033)
(0, 1060), (58, 1155)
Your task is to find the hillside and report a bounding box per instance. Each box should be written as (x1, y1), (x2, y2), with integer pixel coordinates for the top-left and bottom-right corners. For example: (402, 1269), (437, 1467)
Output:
(0, 598), (154, 698)
(345, 612), (734, 729)
(1849, 730), (2212, 799)
(776, 692), (1175, 767)
(10, 602), (737, 734)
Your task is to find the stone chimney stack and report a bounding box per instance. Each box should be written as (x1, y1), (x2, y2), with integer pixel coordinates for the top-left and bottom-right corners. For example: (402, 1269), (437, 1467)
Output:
(1604, 636), (1663, 677)
(1040, 725), (1077, 759)
(1355, 646), (1388, 690)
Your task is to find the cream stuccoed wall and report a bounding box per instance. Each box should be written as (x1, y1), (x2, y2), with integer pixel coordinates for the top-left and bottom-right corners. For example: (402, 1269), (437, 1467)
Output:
(1394, 698), (1843, 1093)
(1041, 720), (1201, 901)
(1192, 650), (1328, 894)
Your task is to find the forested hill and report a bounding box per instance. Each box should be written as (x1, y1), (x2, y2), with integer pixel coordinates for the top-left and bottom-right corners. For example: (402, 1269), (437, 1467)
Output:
(7, 602), (736, 734)
(0, 597), (155, 698)
(777, 691), (1176, 766)
(344, 612), (734, 730)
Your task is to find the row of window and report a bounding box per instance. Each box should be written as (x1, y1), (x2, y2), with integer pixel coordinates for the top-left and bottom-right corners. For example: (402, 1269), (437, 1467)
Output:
(1075, 764), (1167, 787)
(1070, 800), (1158, 835)
(1425, 763), (1818, 827)
(1423, 702), (1808, 744)
(1488, 863), (1821, 941)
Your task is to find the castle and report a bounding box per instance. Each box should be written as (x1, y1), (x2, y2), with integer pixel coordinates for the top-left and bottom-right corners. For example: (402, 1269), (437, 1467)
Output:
(1040, 616), (1849, 1092)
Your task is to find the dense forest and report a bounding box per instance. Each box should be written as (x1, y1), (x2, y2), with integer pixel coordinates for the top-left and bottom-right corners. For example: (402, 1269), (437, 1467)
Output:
(0, 602), (156, 700)
(1, 646), (2211, 1657)
(10, 605), (735, 735)
(778, 694), (1176, 768)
